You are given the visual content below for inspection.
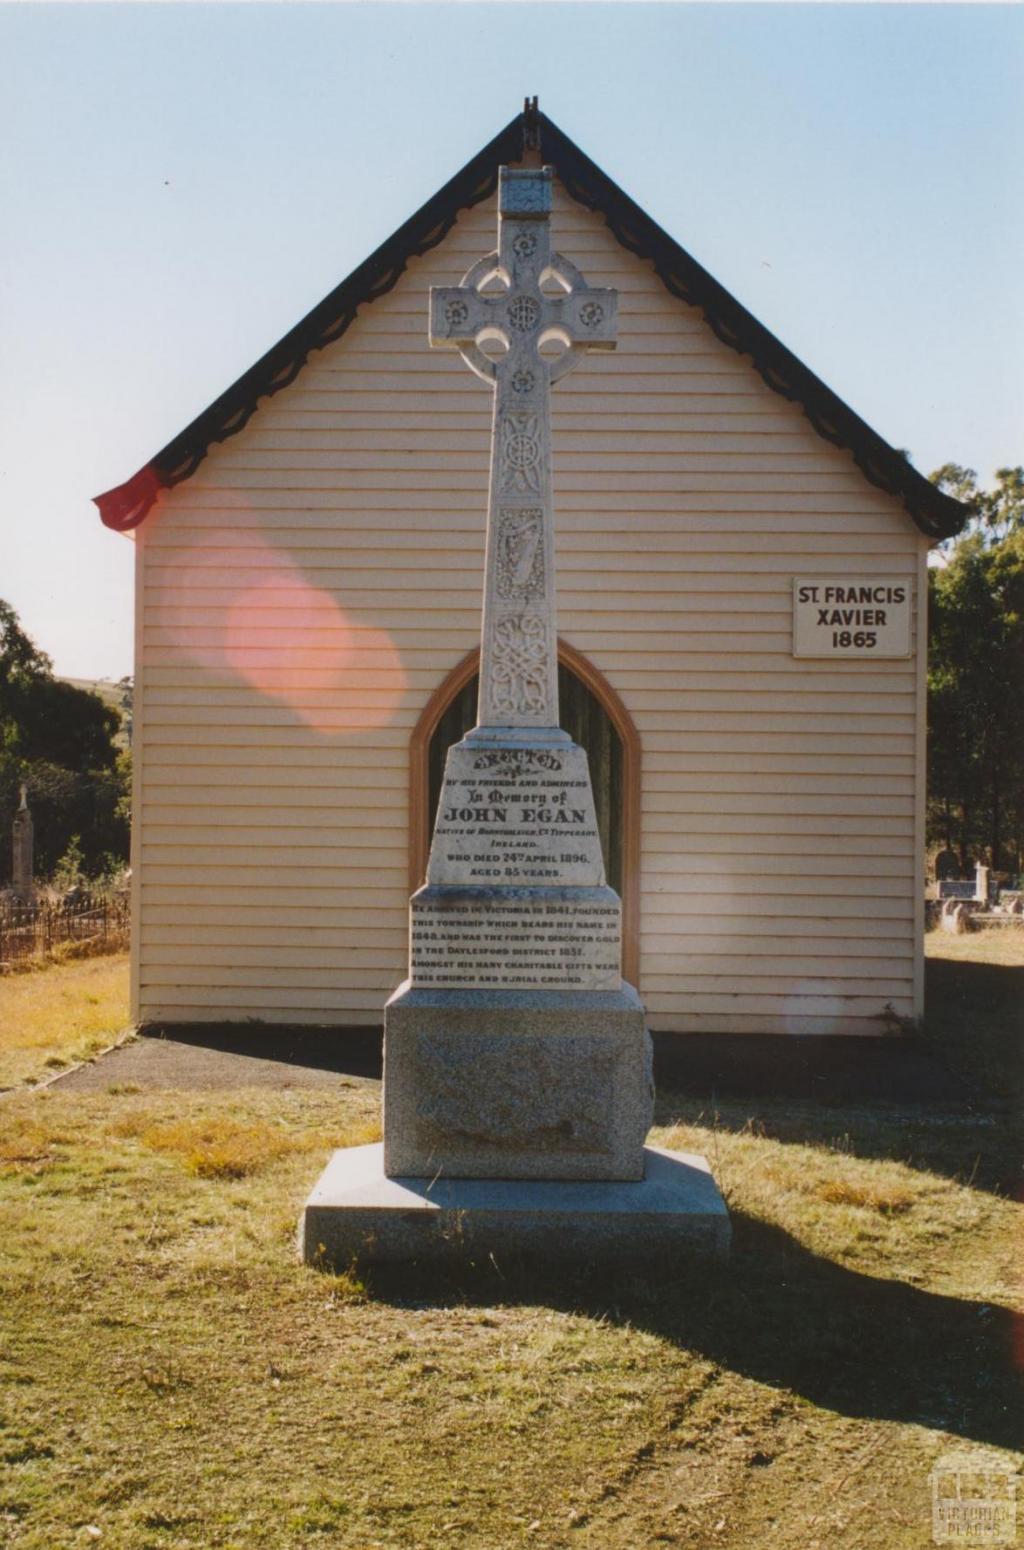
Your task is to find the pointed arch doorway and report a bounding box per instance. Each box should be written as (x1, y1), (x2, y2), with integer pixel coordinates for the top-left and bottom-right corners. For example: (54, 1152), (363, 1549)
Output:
(409, 640), (640, 985)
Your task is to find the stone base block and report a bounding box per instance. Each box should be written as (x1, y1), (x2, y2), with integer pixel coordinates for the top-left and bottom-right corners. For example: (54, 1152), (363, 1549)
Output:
(383, 982), (653, 1181)
(300, 1143), (731, 1267)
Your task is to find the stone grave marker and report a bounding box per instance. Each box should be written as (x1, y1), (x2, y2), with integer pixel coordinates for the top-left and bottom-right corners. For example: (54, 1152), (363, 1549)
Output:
(11, 785), (34, 903)
(933, 848), (960, 883)
(939, 880), (979, 902)
(301, 167), (729, 1265)
(974, 864), (992, 904)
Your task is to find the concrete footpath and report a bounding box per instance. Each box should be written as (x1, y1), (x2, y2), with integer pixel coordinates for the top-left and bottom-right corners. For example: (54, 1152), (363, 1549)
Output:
(53, 1025), (383, 1093)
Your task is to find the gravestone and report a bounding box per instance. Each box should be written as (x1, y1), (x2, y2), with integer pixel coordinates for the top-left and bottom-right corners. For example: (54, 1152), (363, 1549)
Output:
(940, 870), (996, 905)
(11, 786), (34, 903)
(933, 848), (960, 883)
(939, 880), (979, 902)
(301, 167), (729, 1265)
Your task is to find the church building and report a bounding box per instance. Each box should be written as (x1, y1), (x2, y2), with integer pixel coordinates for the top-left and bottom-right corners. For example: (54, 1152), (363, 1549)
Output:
(95, 103), (967, 1037)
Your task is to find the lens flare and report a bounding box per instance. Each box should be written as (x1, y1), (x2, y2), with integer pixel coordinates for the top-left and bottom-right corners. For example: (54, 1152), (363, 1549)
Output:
(147, 509), (406, 733)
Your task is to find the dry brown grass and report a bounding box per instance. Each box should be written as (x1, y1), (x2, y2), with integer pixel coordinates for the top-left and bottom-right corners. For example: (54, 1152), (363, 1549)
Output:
(0, 953), (130, 1089)
(813, 1179), (916, 1214)
(0, 1116), (75, 1171)
(110, 1109), (381, 1179)
(926, 924), (1024, 968)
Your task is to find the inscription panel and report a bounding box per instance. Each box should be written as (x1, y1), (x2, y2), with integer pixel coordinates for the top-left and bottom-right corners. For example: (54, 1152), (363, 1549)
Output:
(793, 576), (912, 658)
(410, 888), (622, 991)
(427, 742), (606, 887)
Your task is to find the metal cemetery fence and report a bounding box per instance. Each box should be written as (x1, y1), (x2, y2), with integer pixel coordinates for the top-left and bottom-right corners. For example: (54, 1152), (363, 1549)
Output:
(0, 895), (130, 967)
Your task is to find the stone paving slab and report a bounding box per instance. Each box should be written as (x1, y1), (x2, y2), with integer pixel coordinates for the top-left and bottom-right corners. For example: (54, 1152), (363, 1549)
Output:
(301, 1142), (730, 1267)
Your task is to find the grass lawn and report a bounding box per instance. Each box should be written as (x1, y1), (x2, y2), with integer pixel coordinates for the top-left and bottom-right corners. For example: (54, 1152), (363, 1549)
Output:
(0, 935), (1020, 1549)
(0, 954), (130, 1090)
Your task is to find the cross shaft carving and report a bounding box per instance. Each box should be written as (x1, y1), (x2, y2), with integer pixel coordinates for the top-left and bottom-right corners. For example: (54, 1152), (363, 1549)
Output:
(429, 166), (618, 728)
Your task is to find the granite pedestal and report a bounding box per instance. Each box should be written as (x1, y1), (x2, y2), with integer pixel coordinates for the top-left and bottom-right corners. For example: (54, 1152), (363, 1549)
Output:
(383, 982), (653, 1181)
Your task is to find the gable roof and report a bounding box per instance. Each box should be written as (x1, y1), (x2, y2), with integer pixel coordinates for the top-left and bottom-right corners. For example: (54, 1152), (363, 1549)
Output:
(94, 102), (967, 541)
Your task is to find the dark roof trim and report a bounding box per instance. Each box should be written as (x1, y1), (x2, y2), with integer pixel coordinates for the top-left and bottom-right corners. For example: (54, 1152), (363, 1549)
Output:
(95, 106), (967, 541)
(95, 113), (525, 531)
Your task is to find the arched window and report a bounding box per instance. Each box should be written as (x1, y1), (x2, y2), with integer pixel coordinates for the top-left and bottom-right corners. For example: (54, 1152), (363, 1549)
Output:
(409, 640), (640, 984)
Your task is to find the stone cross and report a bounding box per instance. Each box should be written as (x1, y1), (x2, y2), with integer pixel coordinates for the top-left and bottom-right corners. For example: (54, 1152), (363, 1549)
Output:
(430, 166), (617, 728)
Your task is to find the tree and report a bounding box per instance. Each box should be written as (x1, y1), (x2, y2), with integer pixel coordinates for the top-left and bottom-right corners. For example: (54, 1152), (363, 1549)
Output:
(927, 521), (1024, 874)
(10, 676), (122, 772)
(930, 464), (1024, 546)
(0, 600), (130, 883)
(0, 599), (51, 684)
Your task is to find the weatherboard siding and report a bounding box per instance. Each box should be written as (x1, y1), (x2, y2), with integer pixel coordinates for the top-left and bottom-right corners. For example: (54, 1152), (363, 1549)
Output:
(134, 180), (926, 1033)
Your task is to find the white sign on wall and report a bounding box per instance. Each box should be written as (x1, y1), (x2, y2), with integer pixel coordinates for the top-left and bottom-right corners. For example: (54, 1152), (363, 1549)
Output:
(793, 576), (912, 659)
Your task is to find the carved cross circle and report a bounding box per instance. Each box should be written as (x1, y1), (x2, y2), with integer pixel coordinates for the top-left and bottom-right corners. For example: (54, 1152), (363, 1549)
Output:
(432, 250), (617, 386)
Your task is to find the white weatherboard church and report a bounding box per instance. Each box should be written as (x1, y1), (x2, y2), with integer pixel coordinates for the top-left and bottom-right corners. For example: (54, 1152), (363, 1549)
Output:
(96, 103), (966, 1039)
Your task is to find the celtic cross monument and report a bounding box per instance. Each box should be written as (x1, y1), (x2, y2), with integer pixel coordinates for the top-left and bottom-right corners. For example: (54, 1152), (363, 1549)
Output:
(382, 167), (653, 1182)
(301, 161), (729, 1264)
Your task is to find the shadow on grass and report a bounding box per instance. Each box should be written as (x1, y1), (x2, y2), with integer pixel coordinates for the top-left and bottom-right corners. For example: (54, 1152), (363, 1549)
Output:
(924, 956), (1024, 1105)
(363, 1209), (1023, 1452)
(651, 1090), (1022, 1198)
(650, 952), (1023, 1196)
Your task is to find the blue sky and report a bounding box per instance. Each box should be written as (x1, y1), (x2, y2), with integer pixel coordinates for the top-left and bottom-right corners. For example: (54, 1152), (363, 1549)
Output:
(1, 2), (1021, 680)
